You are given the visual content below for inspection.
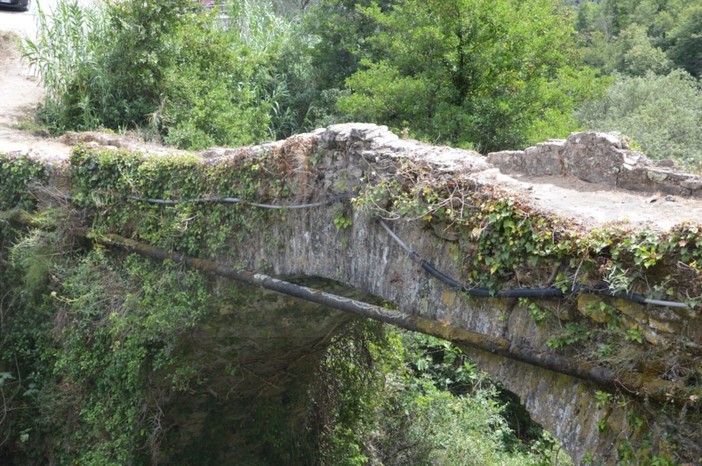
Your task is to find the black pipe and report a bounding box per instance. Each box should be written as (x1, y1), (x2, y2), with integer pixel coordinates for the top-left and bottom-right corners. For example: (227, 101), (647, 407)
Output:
(380, 220), (692, 309)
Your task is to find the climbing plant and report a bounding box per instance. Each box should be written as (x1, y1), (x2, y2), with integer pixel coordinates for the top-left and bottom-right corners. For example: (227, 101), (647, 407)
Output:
(352, 155), (702, 463)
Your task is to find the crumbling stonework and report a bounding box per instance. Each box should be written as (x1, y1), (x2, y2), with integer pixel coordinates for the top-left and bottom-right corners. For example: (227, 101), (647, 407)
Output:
(488, 132), (702, 197)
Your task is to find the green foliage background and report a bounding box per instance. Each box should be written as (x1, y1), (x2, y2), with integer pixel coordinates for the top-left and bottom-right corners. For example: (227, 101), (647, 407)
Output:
(22, 0), (702, 166)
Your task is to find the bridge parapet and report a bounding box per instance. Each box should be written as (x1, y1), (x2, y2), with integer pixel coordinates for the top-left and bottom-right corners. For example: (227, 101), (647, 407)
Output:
(488, 131), (702, 196)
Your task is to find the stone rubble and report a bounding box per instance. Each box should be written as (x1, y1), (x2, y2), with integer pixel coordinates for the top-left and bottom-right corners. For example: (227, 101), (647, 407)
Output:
(488, 132), (702, 197)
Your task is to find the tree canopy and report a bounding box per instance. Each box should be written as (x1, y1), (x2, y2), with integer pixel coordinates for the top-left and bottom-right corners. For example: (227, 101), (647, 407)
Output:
(337, 0), (602, 151)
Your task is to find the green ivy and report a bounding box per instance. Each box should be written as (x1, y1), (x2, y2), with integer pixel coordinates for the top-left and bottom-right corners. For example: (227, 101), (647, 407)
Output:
(68, 146), (289, 256)
(0, 156), (46, 210)
(30, 250), (208, 465)
(357, 164), (701, 304)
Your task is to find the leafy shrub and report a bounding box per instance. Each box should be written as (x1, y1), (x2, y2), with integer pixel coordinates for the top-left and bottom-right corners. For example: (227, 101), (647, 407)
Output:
(577, 70), (702, 168)
(1, 245), (211, 464)
(311, 326), (572, 465)
(23, 0), (295, 149)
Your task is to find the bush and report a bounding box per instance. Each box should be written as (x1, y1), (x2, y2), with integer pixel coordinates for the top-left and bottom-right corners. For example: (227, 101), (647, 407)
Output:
(577, 70), (702, 168)
(311, 327), (572, 465)
(23, 0), (295, 149)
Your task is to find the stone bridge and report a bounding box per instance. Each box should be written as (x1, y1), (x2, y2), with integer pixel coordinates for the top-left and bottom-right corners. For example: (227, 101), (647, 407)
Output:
(2, 124), (702, 464)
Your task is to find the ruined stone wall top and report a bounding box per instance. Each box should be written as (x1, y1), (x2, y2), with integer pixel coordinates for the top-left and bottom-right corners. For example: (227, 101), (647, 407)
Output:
(487, 132), (702, 197)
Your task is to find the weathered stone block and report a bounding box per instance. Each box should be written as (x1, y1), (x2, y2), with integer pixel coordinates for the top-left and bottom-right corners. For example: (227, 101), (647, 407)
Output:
(488, 131), (702, 201)
(615, 298), (648, 324)
(649, 318), (682, 334)
(562, 134), (625, 185)
(646, 169), (669, 182)
(535, 299), (577, 321)
(523, 144), (564, 176)
(643, 327), (670, 347)
(617, 165), (658, 192)
(621, 315), (642, 331)
(577, 294), (608, 323)
(681, 178), (702, 191)
(648, 306), (682, 323)
(486, 150), (525, 173)
(686, 318), (702, 346)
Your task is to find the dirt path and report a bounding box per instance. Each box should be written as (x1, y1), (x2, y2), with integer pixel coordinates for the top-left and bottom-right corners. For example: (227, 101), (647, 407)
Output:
(515, 175), (702, 230)
(0, 30), (71, 160)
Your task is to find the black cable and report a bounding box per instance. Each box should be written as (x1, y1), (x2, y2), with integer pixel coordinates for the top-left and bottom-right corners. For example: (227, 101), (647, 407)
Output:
(65, 187), (693, 309)
(127, 192), (353, 209)
(378, 219), (693, 309)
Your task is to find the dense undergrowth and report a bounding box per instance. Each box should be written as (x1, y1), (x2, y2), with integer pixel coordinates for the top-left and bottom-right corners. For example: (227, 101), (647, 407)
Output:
(308, 323), (568, 466)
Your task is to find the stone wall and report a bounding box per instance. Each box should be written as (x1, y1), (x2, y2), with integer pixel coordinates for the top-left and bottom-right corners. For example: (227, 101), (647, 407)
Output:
(488, 132), (702, 196)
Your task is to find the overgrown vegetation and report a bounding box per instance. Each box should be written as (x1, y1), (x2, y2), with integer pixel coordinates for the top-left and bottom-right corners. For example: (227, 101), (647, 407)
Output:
(353, 154), (702, 463)
(6, 0), (702, 463)
(309, 324), (570, 465)
(357, 155), (702, 311)
(23, 0), (280, 148)
(22, 0), (702, 166)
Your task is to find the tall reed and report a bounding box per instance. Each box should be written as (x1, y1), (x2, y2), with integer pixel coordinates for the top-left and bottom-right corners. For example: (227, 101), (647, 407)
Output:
(22, 0), (107, 124)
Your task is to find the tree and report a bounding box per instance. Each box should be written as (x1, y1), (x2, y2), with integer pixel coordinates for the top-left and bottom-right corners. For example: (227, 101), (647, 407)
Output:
(337, 0), (602, 152)
(667, 4), (702, 78)
(574, 0), (694, 77)
(303, 0), (395, 92)
(577, 70), (702, 168)
(617, 25), (672, 76)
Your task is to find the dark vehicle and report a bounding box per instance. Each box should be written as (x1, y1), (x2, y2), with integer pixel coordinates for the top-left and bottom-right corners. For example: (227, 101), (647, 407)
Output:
(0, 0), (30, 12)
